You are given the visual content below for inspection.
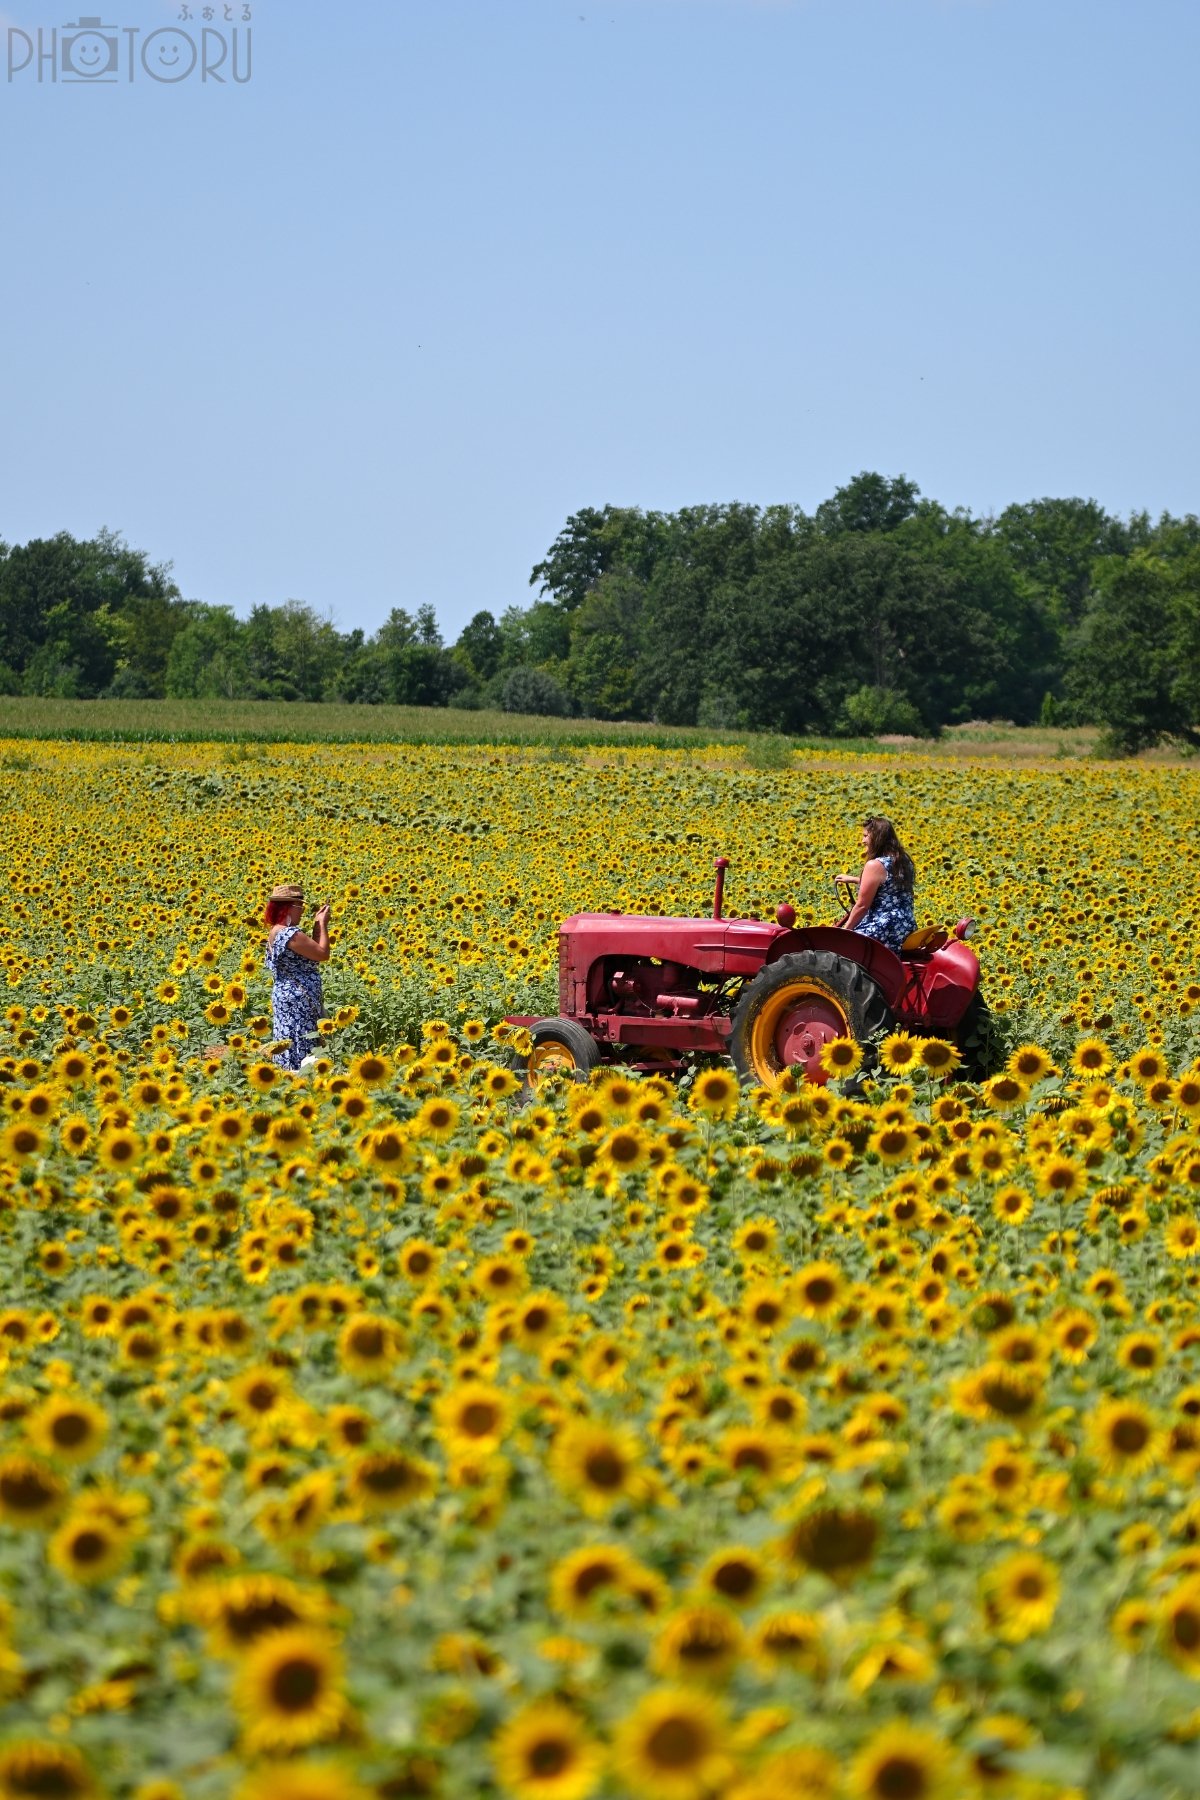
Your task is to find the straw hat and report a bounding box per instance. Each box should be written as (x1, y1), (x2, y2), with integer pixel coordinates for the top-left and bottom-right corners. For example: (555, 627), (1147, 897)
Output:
(269, 883), (305, 904)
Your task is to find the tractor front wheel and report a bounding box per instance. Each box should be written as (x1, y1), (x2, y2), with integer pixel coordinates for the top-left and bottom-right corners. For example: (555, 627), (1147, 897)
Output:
(731, 950), (892, 1088)
(520, 1018), (601, 1096)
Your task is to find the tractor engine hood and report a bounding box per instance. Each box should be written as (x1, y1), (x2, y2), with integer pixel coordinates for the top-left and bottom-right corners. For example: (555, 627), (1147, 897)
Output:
(559, 913), (792, 1016)
(559, 913), (790, 979)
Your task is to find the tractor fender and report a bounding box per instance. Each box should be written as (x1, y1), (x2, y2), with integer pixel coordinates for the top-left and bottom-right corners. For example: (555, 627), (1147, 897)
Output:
(765, 926), (906, 1011)
(920, 938), (982, 1028)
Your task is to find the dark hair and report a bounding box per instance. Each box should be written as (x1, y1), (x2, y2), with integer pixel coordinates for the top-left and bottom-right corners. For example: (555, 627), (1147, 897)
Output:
(264, 898), (294, 927)
(862, 815), (915, 892)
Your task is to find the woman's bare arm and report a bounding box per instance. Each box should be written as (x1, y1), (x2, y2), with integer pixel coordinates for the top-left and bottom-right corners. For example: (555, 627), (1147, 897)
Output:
(285, 905), (332, 963)
(843, 859), (884, 931)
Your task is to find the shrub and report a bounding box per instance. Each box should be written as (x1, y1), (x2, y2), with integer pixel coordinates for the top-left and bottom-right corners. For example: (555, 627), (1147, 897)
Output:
(837, 685), (929, 738)
(500, 666), (572, 717)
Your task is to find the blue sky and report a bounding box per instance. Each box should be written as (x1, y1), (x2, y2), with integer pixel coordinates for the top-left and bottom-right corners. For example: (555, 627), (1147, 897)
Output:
(1, 0), (1196, 638)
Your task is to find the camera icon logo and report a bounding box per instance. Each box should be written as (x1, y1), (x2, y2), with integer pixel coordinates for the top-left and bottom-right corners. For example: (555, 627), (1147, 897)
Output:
(60, 16), (119, 81)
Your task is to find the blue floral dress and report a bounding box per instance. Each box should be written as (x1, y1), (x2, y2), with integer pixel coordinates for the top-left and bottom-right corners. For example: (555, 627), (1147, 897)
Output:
(854, 854), (916, 954)
(267, 925), (325, 1070)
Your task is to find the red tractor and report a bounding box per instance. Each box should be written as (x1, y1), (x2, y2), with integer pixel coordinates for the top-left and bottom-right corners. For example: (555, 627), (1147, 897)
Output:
(513, 857), (990, 1090)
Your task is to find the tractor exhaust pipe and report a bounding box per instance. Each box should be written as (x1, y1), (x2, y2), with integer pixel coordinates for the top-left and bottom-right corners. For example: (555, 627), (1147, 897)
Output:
(712, 856), (730, 920)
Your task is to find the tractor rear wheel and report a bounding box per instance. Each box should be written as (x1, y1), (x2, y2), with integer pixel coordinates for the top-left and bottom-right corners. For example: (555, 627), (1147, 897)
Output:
(731, 950), (893, 1088)
(521, 1017), (601, 1095)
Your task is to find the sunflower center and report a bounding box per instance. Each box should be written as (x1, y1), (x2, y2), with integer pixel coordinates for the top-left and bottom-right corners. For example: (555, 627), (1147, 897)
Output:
(980, 1376), (1036, 1418)
(790, 1507), (878, 1572)
(51, 1414), (89, 1448)
(72, 1528), (108, 1565)
(528, 1739), (571, 1777)
(1, 1749), (90, 1797)
(460, 1402), (500, 1438)
(1, 1469), (57, 1512)
(362, 1458), (417, 1494)
(646, 1717), (704, 1769)
(583, 1448), (625, 1489)
(1111, 1416), (1149, 1454)
(875, 1754), (926, 1800)
(713, 1560), (756, 1598)
(271, 1654), (322, 1710)
(227, 1598), (300, 1642)
(574, 1560), (618, 1599)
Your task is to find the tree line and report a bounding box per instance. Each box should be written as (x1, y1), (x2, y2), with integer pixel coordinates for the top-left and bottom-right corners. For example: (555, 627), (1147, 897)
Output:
(2, 473), (1197, 750)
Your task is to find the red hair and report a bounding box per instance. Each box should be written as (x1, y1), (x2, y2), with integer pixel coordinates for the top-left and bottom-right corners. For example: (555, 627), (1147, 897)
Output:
(264, 898), (295, 927)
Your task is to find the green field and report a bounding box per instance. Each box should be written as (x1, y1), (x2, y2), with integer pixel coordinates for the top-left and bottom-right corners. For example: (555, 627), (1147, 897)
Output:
(0, 696), (1129, 757)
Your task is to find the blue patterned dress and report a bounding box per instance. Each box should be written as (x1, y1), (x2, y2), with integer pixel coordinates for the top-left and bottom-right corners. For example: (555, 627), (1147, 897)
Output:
(854, 854), (916, 954)
(267, 925), (325, 1070)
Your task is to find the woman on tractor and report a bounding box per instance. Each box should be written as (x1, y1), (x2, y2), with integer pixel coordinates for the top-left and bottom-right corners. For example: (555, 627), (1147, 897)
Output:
(836, 815), (916, 954)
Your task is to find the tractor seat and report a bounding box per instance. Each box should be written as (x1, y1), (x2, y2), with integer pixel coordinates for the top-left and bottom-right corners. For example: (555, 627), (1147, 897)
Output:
(900, 926), (947, 954)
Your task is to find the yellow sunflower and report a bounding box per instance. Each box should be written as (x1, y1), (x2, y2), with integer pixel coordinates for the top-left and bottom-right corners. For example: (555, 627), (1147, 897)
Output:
(233, 1762), (370, 1800)
(980, 1551), (1060, 1641)
(611, 1687), (731, 1800)
(550, 1419), (647, 1516)
(435, 1381), (511, 1455)
(689, 1067), (740, 1120)
(233, 1626), (348, 1753)
(0, 1742), (99, 1800)
(1088, 1399), (1161, 1475)
(48, 1507), (135, 1585)
(26, 1393), (108, 1465)
(491, 1699), (603, 1800)
(0, 1454), (67, 1528)
(847, 1723), (955, 1800)
(1159, 1577), (1200, 1677)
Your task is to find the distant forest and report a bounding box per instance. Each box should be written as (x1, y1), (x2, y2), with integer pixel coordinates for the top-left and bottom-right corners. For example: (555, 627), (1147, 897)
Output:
(2, 473), (1198, 751)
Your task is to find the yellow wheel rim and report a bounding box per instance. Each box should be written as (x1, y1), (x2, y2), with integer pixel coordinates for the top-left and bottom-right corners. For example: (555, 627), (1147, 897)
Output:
(526, 1039), (578, 1090)
(748, 978), (849, 1087)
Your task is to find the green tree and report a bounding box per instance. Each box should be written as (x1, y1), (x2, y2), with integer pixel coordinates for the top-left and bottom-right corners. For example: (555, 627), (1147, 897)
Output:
(1067, 552), (1198, 751)
(497, 601), (571, 670)
(566, 570), (643, 717)
(530, 505), (663, 611)
(0, 528), (181, 696)
(815, 472), (921, 536)
(995, 497), (1128, 629)
(165, 604), (248, 699)
(452, 610), (503, 684)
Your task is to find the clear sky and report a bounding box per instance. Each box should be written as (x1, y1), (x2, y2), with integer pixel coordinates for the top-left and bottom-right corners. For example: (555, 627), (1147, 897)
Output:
(1, 0), (1196, 638)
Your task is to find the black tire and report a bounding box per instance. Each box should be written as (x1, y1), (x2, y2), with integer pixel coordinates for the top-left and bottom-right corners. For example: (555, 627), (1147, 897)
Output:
(519, 1017), (601, 1097)
(956, 989), (1002, 1081)
(731, 950), (893, 1087)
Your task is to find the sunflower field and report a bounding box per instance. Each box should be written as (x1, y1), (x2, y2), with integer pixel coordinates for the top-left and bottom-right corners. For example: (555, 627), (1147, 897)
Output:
(2, 738), (1200, 1800)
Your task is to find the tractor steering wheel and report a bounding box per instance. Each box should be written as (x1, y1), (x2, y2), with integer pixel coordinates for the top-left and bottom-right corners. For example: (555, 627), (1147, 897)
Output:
(832, 874), (857, 925)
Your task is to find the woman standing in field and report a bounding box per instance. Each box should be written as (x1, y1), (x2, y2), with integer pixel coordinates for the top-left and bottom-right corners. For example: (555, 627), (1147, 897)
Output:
(264, 884), (331, 1070)
(837, 815), (916, 953)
